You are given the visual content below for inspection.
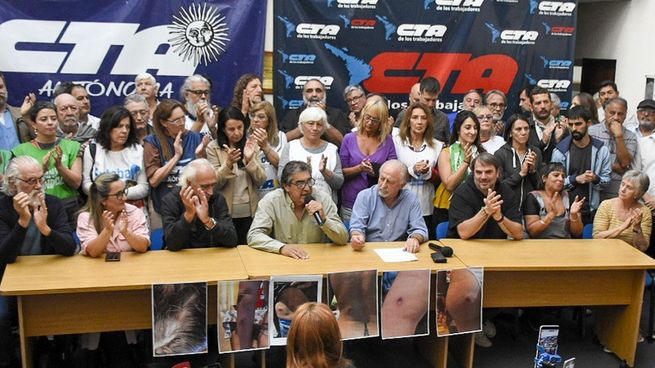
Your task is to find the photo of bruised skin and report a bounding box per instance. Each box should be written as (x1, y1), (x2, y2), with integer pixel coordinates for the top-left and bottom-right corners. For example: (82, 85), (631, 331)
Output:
(236, 281), (269, 349)
(444, 269), (482, 333)
(381, 270), (430, 338)
(328, 270), (379, 339)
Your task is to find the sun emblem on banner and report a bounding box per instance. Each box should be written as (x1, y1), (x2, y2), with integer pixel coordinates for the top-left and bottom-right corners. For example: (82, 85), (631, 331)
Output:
(168, 3), (230, 66)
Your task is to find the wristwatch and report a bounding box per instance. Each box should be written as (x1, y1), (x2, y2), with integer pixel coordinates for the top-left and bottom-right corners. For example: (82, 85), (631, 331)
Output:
(204, 217), (217, 230)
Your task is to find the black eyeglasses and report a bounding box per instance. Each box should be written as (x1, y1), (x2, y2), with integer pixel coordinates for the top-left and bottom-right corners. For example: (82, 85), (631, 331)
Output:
(291, 178), (316, 189)
(107, 188), (128, 199)
(187, 89), (210, 97)
(17, 176), (44, 186)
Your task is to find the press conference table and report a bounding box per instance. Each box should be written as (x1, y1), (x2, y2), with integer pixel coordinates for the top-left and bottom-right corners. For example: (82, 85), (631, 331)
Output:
(0, 248), (248, 368)
(237, 241), (471, 368)
(444, 238), (655, 367)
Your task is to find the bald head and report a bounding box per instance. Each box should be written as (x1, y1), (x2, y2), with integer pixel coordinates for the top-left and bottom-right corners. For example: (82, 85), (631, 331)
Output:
(378, 160), (408, 202)
(409, 83), (421, 104)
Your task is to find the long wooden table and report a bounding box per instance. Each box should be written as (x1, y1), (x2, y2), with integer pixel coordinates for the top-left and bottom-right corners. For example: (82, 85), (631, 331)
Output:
(0, 248), (248, 368)
(443, 238), (655, 368)
(238, 241), (472, 368)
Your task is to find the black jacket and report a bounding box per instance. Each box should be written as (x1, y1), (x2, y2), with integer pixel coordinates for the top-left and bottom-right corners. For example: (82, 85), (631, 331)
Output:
(160, 187), (238, 250)
(494, 143), (543, 207)
(0, 194), (76, 279)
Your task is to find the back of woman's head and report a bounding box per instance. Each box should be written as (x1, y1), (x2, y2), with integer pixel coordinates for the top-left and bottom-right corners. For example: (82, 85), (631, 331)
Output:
(286, 302), (346, 368)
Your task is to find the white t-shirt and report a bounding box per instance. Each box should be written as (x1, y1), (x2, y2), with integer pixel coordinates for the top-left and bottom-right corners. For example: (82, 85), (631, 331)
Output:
(83, 144), (149, 200)
(481, 135), (506, 154)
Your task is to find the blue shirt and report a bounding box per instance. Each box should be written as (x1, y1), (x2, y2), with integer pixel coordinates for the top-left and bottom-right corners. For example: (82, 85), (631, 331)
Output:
(349, 185), (428, 242)
(0, 110), (20, 150)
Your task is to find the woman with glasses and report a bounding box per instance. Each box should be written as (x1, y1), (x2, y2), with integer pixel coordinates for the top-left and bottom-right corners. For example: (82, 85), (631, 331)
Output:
(475, 105), (505, 154)
(77, 172), (149, 256)
(279, 107), (344, 205)
(144, 99), (209, 213)
(433, 111), (485, 226)
(75, 174), (149, 365)
(494, 114), (543, 208)
(248, 101), (287, 199)
(393, 102), (444, 238)
(82, 106), (149, 209)
(12, 101), (83, 229)
(207, 107), (265, 245)
(340, 98), (396, 221)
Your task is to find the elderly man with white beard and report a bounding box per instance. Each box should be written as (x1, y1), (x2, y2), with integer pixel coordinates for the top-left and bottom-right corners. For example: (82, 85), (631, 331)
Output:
(0, 155), (76, 367)
(180, 74), (217, 136)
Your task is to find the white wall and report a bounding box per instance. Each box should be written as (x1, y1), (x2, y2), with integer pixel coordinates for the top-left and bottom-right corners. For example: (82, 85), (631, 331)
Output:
(576, 0), (655, 105)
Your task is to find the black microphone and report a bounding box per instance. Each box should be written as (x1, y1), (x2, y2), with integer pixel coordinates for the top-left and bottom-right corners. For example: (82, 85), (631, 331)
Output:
(428, 242), (454, 257)
(304, 195), (323, 226)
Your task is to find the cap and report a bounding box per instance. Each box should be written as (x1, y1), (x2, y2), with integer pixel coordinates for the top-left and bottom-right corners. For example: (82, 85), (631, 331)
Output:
(637, 99), (655, 110)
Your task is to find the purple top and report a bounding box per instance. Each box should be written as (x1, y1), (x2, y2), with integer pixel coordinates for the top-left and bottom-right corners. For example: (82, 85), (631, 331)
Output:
(340, 133), (397, 209)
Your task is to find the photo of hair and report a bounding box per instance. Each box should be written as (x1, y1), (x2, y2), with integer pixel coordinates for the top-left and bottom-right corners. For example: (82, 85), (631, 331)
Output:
(436, 267), (484, 337)
(327, 269), (379, 340)
(380, 269), (430, 339)
(269, 275), (323, 346)
(218, 280), (270, 353)
(152, 282), (208, 357)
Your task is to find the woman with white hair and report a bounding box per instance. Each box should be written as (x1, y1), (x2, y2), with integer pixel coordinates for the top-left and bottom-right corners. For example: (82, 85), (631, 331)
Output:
(593, 170), (652, 251)
(278, 107), (343, 205)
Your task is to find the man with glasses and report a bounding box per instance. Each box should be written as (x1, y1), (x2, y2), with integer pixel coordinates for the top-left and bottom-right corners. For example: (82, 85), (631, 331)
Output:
(632, 99), (655, 138)
(160, 158), (237, 250)
(634, 100), (655, 220)
(344, 84), (366, 129)
(349, 160), (427, 253)
(248, 160), (348, 259)
(180, 74), (217, 136)
(279, 78), (349, 146)
(485, 90), (508, 136)
(54, 93), (96, 144)
(589, 97), (638, 201)
(0, 156), (76, 367)
(124, 94), (153, 144)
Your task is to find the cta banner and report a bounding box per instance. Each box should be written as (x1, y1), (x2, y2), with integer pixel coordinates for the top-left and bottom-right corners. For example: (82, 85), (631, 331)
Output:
(273, 0), (576, 117)
(0, 0), (266, 114)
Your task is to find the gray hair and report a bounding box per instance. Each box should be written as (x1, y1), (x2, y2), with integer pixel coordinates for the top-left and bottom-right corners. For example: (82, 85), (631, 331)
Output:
(2, 156), (41, 196)
(550, 93), (561, 108)
(605, 97), (628, 111)
(178, 159), (215, 188)
(622, 170), (650, 199)
(298, 106), (330, 135)
(380, 159), (408, 184)
(484, 89), (507, 104)
(135, 72), (156, 84)
(281, 161), (311, 187)
(123, 93), (148, 107)
(180, 74), (210, 101)
(343, 84), (365, 100)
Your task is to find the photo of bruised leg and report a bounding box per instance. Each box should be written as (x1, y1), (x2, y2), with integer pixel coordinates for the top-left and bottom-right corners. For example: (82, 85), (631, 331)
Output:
(380, 269), (430, 339)
(328, 270), (379, 339)
(436, 268), (483, 336)
(218, 280), (270, 353)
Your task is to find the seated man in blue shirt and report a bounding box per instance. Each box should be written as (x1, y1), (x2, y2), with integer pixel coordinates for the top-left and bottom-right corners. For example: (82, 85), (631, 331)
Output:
(349, 160), (428, 252)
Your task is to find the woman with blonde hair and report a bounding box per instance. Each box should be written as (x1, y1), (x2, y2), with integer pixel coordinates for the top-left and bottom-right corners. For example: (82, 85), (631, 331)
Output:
(286, 302), (353, 368)
(248, 101), (287, 199)
(340, 98), (396, 221)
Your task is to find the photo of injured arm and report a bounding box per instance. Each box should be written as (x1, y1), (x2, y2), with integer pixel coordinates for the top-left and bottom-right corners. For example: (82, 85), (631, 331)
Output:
(328, 269), (379, 340)
(218, 280), (270, 353)
(380, 269), (431, 339)
(269, 275), (323, 346)
(436, 267), (483, 337)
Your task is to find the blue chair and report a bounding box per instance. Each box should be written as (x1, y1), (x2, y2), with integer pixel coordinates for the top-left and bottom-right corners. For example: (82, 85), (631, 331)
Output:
(582, 223), (593, 239)
(436, 221), (449, 239)
(150, 228), (165, 250)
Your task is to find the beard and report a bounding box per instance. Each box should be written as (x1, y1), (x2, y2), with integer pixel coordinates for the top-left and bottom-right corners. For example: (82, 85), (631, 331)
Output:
(639, 120), (655, 131)
(303, 95), (326, 107)
(0, 92), (6, 108)
(571, 131), (584, 141)
(27, 189), (44, 208)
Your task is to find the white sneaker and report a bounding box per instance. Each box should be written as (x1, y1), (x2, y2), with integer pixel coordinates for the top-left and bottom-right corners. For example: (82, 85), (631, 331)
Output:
(475, 332), (493, 348)
(482, 320), (497, 338)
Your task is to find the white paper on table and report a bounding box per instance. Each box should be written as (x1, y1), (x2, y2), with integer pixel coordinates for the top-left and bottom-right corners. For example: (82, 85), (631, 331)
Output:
(374, 248), (418, 263)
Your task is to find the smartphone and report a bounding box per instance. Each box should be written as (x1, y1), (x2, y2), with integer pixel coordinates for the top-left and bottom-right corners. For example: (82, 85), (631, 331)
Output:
(105, 252), (121, 262)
